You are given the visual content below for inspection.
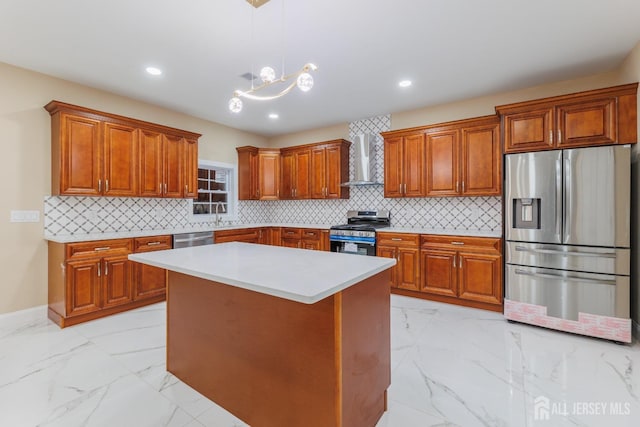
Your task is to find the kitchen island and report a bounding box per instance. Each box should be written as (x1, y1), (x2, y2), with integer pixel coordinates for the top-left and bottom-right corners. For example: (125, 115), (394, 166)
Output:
(129, 242), (395, 427)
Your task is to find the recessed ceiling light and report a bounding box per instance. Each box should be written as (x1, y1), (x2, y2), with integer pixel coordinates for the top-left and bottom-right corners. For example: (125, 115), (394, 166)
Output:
(268, 113), (279, 119)
(145, 67), (162, 76)
(398, 80), (412, 88)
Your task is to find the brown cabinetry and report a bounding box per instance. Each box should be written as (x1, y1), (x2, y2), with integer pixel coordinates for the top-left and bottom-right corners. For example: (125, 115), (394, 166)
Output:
(383, 134), (425, 197)
(420, 235), (502, 311)
(279, 227), (326, 250)
(376, 232), (420, 291)
(236, 147), (280, 200)
(133, 235), (172, 300)
(310, 140), (350, 199)
(214, 228), (268, 244)
(48, 236), (170, 327)
(45, 101), (200, 198)
(497, 83), (638, 153)
(281, 147), (311, 199)
(382, 115), (500, 198)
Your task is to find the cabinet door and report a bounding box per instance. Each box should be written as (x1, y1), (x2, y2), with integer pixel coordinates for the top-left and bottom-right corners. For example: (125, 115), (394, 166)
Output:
(280, 151), (295, 199)
(237, 148), (258, 200)
(397, 247), (420, 291)
(426, 129), (459, 196)
(184, 139), (198, 199)
(325, 144), (344, 198)
(66, 258), (102, 317)
(133, 236), (171, 300)
(420, 249), (457, 297)
(458, 252), (502, 305)
(403, 134), (426, 197)
(376, 245), (397, 288)
(557, 99), (616, 148)
(59, 113), (102, 196)
(104, 123), (138, 197)
(102, 255), (133, 309)
(383, 137), (403, 198)
(295, 149), (311, 199)
(310, 146), (326, 198)
(461, 123), (501, 196)
(281, 238), (301, 248)
(139, 130), (164, 197)
(163, 135), (184, 198)
(503, 108), (554, 153)
(258, 151), (280, 199)
(301, 240), (321, 251)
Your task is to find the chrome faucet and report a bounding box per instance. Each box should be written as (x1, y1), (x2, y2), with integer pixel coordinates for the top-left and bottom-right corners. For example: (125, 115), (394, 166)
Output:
(214, 202), (226, 227)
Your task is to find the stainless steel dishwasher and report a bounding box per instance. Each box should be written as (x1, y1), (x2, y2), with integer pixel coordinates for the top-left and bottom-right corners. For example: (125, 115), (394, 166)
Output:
(172, 231), (214, 248)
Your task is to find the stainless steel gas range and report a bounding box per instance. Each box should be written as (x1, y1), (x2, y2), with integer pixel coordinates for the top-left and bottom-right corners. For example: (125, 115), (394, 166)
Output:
(329, 210), (390, 256)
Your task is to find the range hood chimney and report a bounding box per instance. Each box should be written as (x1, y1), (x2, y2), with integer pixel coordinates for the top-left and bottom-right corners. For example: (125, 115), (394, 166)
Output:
(341, 133), (383, 186)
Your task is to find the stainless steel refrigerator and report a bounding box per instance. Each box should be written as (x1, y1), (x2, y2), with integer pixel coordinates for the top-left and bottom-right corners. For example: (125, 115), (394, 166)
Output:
(504, 145), (632, 343)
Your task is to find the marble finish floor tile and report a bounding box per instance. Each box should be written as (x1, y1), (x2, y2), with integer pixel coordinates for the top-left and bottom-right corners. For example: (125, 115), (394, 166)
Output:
(1, 296), (639, 426)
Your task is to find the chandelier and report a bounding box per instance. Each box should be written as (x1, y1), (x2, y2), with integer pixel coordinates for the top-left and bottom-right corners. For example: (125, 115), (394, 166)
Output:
(228, 0), (318, 113)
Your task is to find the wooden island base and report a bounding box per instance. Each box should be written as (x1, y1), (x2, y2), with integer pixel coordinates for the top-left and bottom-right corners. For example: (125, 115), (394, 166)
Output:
(167, 270), (391, 427)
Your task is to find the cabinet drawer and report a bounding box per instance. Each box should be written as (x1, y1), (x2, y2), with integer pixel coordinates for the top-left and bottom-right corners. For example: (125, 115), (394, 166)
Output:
(281, 228), (302, 239)
(67, 239), (133, 259)
(215, 228), (259, 243)
(301, 228), (322, 240)
(134, 235), (172, 253)
(377, 232), (419, 247)
(420, 235), (501, 253)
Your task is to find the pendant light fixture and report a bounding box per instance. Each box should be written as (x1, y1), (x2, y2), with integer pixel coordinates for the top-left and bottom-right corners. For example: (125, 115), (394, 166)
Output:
(228, 0), (317, 113)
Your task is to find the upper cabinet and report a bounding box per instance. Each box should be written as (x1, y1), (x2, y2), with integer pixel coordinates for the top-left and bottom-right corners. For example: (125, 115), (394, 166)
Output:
(45, 101), (201, 198)
(237, 139), (349, 201)
(497, 83), (638, 153)
(236, 147), (281, 200)
(382, 115), (501, 198)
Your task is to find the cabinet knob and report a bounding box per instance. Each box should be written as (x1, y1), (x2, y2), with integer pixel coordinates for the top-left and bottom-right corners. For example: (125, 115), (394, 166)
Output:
(98, 179), (102, 192)
(105, 179), (109, 192)
(97, 262), (101, 277)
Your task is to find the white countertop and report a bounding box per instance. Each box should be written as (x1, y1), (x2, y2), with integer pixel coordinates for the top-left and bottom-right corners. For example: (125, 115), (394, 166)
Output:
(128, 242), (396, 304)
(44, 223), (501, 243)
(381, 227), (502, 238)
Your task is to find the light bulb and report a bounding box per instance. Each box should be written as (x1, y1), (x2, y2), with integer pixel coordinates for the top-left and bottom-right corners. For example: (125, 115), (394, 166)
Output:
(228, 97), (243, 113)
(296, 73), (314, 92)
(260, 66), (276, 83)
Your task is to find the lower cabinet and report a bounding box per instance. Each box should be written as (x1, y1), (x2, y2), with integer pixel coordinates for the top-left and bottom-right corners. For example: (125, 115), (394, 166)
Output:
(420, 235), (502, 311)
(49, 237), (169, 327)
(133, 235), (172, 300)
(214, 227), (268, 244)
(376, 232), (420, 291)
(280, 227), (326, 250)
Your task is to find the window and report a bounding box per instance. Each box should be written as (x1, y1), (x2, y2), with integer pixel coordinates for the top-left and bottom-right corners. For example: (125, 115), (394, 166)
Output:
(192, 160), (237, 220)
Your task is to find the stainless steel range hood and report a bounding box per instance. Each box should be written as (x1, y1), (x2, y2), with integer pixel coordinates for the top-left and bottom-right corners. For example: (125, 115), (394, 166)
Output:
(341, 133), (383, 186)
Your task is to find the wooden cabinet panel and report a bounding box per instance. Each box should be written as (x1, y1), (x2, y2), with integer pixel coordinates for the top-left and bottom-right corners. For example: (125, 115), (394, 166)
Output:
(163, 135), (184, 198)
(133, 235), (171, 300)
(502, 108), (554, 153)
(102, 255), (133, 309)
(258, 150), (280, 200)
(66, 258), (101, 316)
(426, 130), (458, 196)
(383, 137), (403, 197)
(403, 134), (426, 197)
(295, 149), (311, 199)
(421, 250), (457, 297)
(139, 130), (164, 197)
(237, 147), (259, 200)
(377, 232), (419, 247)
(280, 151), (295, 199)
(281, 238), (301, 248)
(325, 144), (344, 198)
(215, 228), (261, 244)
(58, 113), (102, 196)
(184, 138), (198, 198)
(67, 239), (133, 259)
(458, 252), (502, 305)
(310, 146), (326, 198)
(557, 99), (616, 147)
(461, 123), (500, 195)
(376, 246), (398, 288)
(397, 247), (420, 291)
(103, 122), (138, 197)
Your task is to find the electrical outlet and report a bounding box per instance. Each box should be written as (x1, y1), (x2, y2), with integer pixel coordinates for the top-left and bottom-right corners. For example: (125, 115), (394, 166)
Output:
(10, 210), (40, 223)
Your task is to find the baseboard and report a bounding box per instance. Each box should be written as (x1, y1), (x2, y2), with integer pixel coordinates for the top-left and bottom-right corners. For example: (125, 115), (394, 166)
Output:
(0, 304), (48, 327)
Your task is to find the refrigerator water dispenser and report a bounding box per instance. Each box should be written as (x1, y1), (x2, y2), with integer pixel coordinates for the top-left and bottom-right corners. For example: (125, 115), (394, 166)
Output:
(512, 198), (540, 229)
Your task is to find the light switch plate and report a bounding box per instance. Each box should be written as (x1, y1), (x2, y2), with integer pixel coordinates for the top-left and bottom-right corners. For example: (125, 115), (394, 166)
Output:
(10, 210), (40, 223)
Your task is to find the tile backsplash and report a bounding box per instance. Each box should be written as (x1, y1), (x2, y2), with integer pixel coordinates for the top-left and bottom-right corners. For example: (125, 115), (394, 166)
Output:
(44, 115), (502, 236)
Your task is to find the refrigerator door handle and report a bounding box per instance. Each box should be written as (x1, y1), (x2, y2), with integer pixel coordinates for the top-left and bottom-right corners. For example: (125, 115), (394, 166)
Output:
(555, 157), (562, 241)
(563, 157), (572, 244)
(514, 269), (617, 286)
(514, 245), (617, 258)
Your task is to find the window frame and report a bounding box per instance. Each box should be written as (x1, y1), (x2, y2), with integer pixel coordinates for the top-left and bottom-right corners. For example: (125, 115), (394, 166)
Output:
(190, 159), (238, 222)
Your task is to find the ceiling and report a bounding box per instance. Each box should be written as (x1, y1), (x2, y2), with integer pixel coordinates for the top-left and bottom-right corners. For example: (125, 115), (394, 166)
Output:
(1, 0), (640, 137)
